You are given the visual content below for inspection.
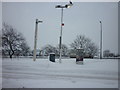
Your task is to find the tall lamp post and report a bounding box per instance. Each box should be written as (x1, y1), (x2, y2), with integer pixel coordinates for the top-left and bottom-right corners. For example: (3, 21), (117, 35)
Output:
(33, 19), (43, 61)
(99, 21), (102, 59)
(55, 1), (73, 63)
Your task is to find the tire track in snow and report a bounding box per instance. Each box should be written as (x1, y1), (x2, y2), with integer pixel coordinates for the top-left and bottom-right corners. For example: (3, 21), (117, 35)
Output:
(3, 71), (118, 81)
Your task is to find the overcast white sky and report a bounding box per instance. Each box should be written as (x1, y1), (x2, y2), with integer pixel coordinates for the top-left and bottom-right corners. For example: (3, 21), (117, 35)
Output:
(2, 2), (118, 54)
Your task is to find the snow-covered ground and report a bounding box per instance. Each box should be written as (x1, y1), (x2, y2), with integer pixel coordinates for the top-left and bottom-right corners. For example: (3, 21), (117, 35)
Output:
(2, 58), (118, 88)
(0, 58), (2, 90)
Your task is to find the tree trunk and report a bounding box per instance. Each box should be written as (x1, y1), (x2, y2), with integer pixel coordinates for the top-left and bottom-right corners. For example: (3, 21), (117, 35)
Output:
(9, 50), (14, 59)
(10, 55), (12, 59)
(8, 40), (14, 59)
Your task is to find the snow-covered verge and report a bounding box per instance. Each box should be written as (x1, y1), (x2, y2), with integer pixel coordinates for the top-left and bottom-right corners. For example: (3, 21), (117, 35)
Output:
(0, 58), (2, 90)
(2, 58), (118, 88)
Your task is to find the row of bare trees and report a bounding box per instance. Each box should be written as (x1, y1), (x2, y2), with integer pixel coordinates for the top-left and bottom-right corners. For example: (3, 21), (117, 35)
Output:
(41, 44), (68, 56)
(40, 35), (98, 58)
(2, 23), (99, 58)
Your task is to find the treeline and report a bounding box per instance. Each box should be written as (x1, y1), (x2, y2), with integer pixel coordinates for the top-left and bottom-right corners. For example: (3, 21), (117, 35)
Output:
(2, 23), (99, 58)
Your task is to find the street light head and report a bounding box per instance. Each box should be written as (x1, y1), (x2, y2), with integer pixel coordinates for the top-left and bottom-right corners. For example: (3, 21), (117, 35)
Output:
(55, 5), (62, 8)
(65, 1), (73, 8)
(36, 19), (43, 24)
(65, 5), (71, 8)
(38, 21), (43, 23)
(55, 1), (73, 9)
(69, 1), (73, 5)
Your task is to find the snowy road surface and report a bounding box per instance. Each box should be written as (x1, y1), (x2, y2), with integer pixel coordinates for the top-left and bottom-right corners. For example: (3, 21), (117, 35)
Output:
(2, 58), (118, 88)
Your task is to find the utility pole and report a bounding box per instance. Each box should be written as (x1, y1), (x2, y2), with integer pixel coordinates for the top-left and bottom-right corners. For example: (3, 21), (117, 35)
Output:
(100, 21), (102, 59)
(33, 19), (42, 61)
(59, 8), (63, 63)
(55, 1), (73, 63)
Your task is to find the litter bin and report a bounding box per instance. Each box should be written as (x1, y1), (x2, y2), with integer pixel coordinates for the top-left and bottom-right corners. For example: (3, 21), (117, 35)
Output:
(49, 53), (55, 62)
(76, 48), (84, 64)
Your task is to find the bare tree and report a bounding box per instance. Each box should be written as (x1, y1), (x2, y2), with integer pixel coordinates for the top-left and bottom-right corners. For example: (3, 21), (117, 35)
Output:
(61, 44), (68, 56)
(70, 35), (98, 58)
(2, 23), (30, 58)
(56, 44), (68, 56)
(86, 42), (98, 57)
(42, 44), (68, 57)
(42, 44), (58, 56)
